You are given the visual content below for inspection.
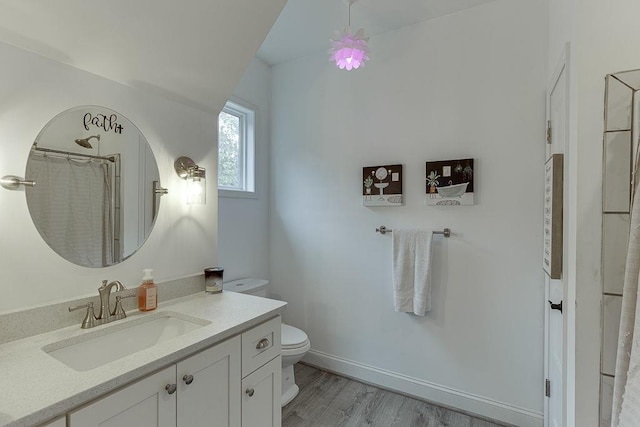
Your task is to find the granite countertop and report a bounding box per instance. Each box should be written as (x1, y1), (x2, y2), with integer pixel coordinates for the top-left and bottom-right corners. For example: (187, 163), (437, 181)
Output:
(0, 291), (286, 427)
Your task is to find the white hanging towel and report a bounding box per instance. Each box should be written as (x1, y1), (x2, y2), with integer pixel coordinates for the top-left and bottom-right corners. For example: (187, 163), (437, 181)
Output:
(392, 227), (433, 316)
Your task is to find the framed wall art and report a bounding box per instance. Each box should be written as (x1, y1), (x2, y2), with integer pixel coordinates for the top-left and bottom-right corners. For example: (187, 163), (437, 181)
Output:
(425, 158), (474, 205)
(543, 153), (563, 279)
(363, 164), (403, 206)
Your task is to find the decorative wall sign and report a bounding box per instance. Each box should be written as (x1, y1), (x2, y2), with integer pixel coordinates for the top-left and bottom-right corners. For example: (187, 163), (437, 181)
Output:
(543, 154), (563, 279)
(363, 164), (403, 206)
(83, 112), (124, 134)
(425, 158), (474, 205)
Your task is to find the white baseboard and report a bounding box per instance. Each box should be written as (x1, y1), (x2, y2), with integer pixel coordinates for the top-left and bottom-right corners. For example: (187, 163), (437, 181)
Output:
(303, 350), (543, 427)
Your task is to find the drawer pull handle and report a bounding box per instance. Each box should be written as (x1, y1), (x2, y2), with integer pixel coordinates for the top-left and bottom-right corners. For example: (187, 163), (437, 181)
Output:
(165, 384), (177, 395)
(256, 338), (270, 350)
(246, 388), (255, 397)
(183, 374), (194, 385)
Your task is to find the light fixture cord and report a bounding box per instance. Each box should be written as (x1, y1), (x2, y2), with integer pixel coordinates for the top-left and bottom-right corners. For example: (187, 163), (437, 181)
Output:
(348, 2), (351, 27)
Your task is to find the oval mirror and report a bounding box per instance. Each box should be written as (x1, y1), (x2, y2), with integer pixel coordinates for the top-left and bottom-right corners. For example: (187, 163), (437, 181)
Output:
(25, 106), (162, 268)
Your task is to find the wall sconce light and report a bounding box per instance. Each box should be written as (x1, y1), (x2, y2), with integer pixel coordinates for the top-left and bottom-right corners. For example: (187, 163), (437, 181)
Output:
(174, 156), (206, 205)
(1, 175), (36, 190)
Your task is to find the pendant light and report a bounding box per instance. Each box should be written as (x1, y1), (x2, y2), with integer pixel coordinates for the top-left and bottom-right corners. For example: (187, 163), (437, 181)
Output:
(328, 0), (369, 70)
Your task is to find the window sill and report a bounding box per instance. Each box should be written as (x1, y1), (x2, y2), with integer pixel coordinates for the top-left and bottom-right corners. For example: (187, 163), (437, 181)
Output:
(218, 189), (258, 199)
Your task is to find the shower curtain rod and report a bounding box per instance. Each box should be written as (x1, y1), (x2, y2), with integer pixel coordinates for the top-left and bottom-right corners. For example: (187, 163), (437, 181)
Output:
(32, 143), (115, 162)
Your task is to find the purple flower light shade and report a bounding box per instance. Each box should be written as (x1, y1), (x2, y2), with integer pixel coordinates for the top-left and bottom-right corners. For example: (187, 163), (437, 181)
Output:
(329, 27), (369, 71)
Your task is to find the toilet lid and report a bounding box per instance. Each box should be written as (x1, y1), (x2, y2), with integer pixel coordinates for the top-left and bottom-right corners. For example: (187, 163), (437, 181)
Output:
(281, 324), (308, 347)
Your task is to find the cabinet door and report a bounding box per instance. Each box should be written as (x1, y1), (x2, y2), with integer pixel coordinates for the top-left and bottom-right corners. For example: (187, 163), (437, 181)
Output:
(241, 356), (281, 427)
(177, 336), (241, 427)
(68, 365), (176, 427)
(39, 416), (65, 427)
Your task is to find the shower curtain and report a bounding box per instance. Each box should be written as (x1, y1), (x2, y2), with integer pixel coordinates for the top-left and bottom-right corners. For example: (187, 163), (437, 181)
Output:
(612, 158), (640, 425)
(26, 155), (114, 267)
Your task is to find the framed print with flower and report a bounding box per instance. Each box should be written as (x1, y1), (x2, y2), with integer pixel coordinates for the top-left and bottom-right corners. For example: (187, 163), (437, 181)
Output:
(426, 158), (475, 205)
(363, 164), (403, 206)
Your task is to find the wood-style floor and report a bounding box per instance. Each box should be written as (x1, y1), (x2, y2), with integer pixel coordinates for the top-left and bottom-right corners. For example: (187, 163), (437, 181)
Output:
(283, 364), (507, 427)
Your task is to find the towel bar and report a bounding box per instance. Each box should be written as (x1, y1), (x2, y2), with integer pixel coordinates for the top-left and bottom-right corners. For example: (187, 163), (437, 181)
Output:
(375, 225), (451, 238)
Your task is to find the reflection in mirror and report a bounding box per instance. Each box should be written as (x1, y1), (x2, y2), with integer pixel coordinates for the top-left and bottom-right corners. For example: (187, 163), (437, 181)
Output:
(25, 106), (162, 268)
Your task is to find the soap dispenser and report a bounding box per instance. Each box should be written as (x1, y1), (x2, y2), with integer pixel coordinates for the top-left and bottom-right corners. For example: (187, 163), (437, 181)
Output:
(138, 269), (157, 312)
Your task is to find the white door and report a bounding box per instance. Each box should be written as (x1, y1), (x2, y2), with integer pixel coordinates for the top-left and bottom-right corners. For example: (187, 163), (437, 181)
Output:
(68, 365), (176, 427)
(241, 356), (281, 427)
(177, 336), (241, 427)
(544, 46), (569, 427)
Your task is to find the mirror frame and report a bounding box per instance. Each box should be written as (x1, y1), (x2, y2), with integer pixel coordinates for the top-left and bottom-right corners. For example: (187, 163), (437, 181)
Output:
(24, 105), (163, 268)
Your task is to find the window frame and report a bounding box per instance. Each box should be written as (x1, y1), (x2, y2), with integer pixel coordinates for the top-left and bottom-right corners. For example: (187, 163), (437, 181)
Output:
(217, 98), (256, 199)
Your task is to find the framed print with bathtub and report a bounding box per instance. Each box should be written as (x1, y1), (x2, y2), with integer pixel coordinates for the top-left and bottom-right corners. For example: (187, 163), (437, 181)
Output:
(425, 158), (474, 206)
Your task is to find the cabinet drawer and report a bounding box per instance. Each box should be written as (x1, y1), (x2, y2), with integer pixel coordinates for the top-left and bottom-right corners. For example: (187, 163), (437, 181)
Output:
(242, 316), (281, 377)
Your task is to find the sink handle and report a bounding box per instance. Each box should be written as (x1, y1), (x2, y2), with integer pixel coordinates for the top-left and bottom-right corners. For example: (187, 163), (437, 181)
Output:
(111, 292), (137, 320)
(68, 302), (97, 329)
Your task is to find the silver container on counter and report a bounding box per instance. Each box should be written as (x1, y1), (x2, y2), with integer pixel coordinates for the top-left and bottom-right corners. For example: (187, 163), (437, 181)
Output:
(204, 267), (224, 293)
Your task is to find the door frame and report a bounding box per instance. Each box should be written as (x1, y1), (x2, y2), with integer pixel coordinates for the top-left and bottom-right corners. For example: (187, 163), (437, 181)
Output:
(544, 43), (572, 427)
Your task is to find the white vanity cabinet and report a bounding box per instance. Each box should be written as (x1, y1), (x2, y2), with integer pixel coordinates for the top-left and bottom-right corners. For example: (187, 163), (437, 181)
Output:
(69, 335), (241, 427)
(39, 417), (65, 427)
(176, 335), (241, 427)
(241, 356), (281, 427)
(68, 364), (178, 427)
(240, 317), (282, 427)
(65, 316), (281, 427)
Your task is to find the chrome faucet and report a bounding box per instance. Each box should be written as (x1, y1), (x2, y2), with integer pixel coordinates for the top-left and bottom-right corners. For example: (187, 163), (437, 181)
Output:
(69, 280), (134, 329)
(97, 280), (126, 323)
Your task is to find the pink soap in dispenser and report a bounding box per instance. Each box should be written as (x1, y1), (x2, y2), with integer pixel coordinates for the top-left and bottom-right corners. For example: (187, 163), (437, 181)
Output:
(138, 269), (157, 312)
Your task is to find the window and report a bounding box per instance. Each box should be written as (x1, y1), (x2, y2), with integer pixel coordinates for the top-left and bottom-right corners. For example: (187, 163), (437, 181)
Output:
(218, 99), (255, 197)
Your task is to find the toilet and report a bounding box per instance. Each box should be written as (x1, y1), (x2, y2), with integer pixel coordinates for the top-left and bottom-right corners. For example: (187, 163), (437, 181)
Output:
(223, 278), (311, 407)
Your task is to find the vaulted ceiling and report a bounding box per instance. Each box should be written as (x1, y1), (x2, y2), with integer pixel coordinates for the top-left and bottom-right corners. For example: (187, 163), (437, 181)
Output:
(0, 0), (497, 112)
(257, 0), (498, 65)
(0, 0), (287, 113)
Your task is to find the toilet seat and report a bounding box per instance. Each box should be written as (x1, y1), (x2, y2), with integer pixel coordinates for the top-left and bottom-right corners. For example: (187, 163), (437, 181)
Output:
(282, 340), (310, 359)
(281, 324), (309, 349)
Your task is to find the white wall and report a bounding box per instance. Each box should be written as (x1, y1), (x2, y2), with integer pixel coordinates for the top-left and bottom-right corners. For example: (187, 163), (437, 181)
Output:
(0, 41), (218, 312)
(217, 58), (271, 282)
(548, 0), (576, 73)
(269, 0), (547, 425)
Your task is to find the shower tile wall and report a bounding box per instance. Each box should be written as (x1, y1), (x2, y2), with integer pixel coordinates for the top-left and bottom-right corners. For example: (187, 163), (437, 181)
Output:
(600, 74), (634, 426)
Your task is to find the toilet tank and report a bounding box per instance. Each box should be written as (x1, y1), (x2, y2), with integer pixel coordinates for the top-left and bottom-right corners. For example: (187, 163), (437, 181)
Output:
(223, 278), (269, 297)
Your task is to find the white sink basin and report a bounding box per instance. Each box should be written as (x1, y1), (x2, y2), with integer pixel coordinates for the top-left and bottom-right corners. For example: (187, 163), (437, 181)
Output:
(42, 311), (211, 371)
